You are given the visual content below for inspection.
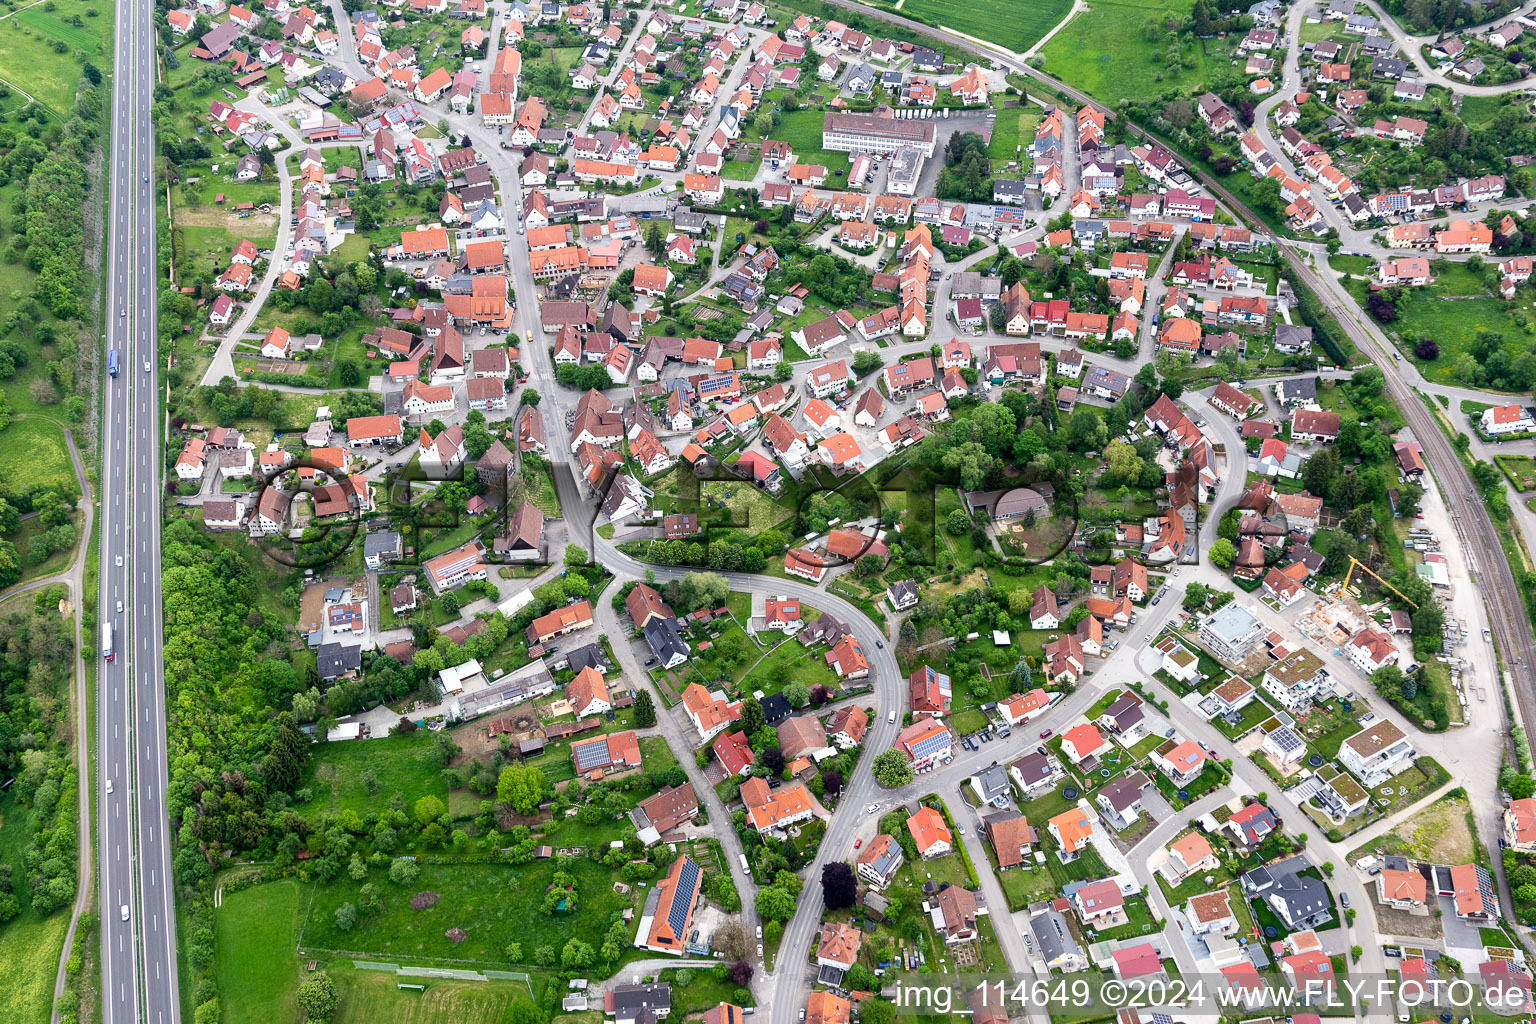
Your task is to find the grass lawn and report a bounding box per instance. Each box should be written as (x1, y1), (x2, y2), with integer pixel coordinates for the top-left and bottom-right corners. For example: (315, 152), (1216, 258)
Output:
(997, 864), (1057, 910)
(300, 735), (450, 821)
(0, 907), (68, 1024)
(299, 859), (631, 965)
(1497, 454), (1536, 490)
(1039, 0), (1212, 107)
(1088, 895), (1160, 941)
(660, 965), (756, 1013)
(896, 0), (1073, 52)
(217, 880), (304, 1024)
(0, 0), (110, 114)
(1045, 843), (1111, 888)
(0, 418), (74, 492)
(738, 633), (839, 698)
(1328, 254), (1373, 278)
(949, 708), (988, 735)
(766, 108), (852, 178)
(1343, 275), (1527, 386)
(332, 962), (538, 1024)
(989, 100), (1039, 169)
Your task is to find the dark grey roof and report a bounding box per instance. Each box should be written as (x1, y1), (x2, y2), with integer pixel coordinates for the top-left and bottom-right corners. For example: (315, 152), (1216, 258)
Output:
(644, 617), (689, 665)
(760, 692), (792, 723)
(1010, 751), (1056, 785)
(609, 984), (671, 1020)
(566, 642), (607, 673)
(1274, 324), (1313, 347)
(363, 530), (402, 560)
(1029, 908), (1080, 962)
(973, 764), (1011, 801)
(317, 642), (362, 681)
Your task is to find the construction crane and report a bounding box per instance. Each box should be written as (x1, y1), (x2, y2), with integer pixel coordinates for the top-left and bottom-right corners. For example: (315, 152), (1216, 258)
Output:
(1341, 555), (1418, 609)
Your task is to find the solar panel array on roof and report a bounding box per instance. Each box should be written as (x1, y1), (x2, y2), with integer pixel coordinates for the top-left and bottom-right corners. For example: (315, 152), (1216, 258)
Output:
(909, 728), (951, 761)
(1475, 865), (1496, 911)
(667, 856), (700, 936)
(574, 738), (612, 771)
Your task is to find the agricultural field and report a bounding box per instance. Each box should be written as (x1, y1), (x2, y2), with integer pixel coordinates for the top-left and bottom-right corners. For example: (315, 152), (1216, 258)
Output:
(886, 0), (1074, 52)
(0, 0), (111, 115)
(1039, 0), (1212, 107)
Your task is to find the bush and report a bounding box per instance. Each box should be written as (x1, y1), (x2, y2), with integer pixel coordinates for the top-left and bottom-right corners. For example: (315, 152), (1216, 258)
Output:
(1414, 339), (1439, 360)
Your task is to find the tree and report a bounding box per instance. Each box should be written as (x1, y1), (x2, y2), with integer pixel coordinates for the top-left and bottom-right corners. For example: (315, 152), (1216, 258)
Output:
(389, 857), (420, 885)
(633, 689), (656, 728)
(988, 302), (1007, 332)
(296, 973), (339, 1024)
(561, 939), (596, 969)
(822, 862), (858, 909)
(521, 388), (541, 407)
(784, 681), (810, 707)
(511, 1000), (546, 1024)
(872, 749), (913, 788)
(1104, 438), (1143, 483)
(739, 697), (766, 736)
(335, 902), (358, 931)
(1371, 664), (1405, 702)
(1208, 537), (1236, 569)
(755, 883), (797, 921)
(498, 763), (547, 814)
(946, 508), (970, 535)
(414, 794), (446, 825)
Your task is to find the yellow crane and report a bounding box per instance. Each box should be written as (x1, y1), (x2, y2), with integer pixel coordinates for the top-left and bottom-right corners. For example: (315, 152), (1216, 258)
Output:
(1341, 555), (1418, 609)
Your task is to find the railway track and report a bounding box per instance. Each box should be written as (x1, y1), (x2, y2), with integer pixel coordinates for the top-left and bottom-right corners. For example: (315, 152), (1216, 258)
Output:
(851, 0), (1536, 763)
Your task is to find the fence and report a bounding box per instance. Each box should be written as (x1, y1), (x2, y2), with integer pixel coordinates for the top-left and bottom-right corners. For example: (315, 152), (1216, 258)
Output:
(351, 961), (533, 991)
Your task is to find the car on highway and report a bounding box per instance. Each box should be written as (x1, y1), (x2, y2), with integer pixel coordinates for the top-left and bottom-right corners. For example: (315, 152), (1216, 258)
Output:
(116, 555), (122, 567)
(876, 640), (883, 649)
(1038, 728), (1052, 739)
(144, 360), (151, 372)
(116, 600), (123, 613)
(106, 779), (113, 794)
(121, 905), (129, 921)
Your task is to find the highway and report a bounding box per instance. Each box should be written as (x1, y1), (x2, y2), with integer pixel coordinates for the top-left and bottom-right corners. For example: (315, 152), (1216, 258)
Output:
(99, 0), (181, 1020)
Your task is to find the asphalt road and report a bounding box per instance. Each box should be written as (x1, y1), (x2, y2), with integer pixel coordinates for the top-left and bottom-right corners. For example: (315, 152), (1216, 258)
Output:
(99, 0), (180, 1020)
(819, 0), (1536, 768)
(589, 533), (902, 1016)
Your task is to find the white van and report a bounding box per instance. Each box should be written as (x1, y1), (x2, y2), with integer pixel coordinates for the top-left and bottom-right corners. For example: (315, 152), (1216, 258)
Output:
(888, 710), (896, 724)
